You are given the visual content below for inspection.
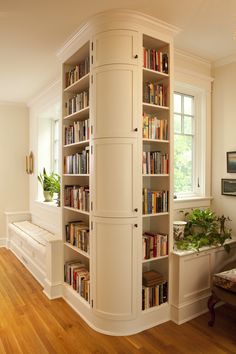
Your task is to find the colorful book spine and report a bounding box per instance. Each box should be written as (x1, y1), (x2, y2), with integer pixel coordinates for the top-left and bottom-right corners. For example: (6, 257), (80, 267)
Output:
(143, 47), (168, 74)
(143, 188), (169, 214)
(64, 185), (90, 212)
(64, 146), (89, 174)
(65, 56), (90, 88)
(142, 281), (168, 310)
(142, 114), (168, 140)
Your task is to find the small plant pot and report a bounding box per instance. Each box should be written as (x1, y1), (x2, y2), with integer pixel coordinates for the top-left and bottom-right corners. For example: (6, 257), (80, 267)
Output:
(43, 190), (53, 202)
(173, 221), (187, 241)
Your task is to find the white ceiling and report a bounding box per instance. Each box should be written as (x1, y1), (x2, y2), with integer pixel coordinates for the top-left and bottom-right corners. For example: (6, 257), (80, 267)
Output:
(1, 0), (236, 103)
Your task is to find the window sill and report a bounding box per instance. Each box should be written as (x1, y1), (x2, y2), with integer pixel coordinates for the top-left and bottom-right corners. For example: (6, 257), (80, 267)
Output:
(35, 200), (61, 210)
(174, 196), (213, 210)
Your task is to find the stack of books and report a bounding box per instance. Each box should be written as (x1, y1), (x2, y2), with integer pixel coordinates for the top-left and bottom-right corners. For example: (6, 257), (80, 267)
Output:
(142, 270), (168, 310)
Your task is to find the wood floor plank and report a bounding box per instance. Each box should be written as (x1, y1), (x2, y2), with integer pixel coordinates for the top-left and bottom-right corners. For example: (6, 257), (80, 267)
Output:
(0, 248), (235, 354)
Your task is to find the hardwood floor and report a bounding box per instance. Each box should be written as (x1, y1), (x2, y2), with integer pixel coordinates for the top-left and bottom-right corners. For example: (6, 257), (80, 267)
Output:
(0, 248), (235, 354)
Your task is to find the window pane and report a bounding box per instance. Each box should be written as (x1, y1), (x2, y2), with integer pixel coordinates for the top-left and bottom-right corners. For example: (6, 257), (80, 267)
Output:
(174, 114), (182, 134)
(184, 95), (193, 115)
(174, 93), (181, 113)
(174, 135), (193, 193)
(184, 115), (193, 134)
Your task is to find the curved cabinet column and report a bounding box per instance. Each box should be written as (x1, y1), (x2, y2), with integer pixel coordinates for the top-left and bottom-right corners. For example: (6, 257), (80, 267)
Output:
(92, 216), (139, 320)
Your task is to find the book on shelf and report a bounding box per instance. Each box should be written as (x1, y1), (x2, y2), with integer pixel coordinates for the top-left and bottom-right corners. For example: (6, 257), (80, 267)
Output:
(64, 118), (90, 145)
(65, 56), (90, 88)
(143, 270), (165, 287)
(64, 146), (89, 174)
(142, 114), (168, 140)
(64, 260), (90, 302)
(65, 90), (89, 116)
(142, 281), (168, 310)
(142, 151), (169, 175)
(142, 232), (168, 259)
(143, 47), (168, 74)
(65, 221), (90, 254)
(64, 185), (90, 212)
(143, 188), (168, 214)
(143, 82), (167, 107)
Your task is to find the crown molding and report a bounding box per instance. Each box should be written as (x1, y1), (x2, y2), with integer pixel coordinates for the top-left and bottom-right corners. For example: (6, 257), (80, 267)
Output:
(175, 48), (211, 68)
(213, 52), (236, 68)
(27, 79), (61, 107)
(57, 9), (181, 62)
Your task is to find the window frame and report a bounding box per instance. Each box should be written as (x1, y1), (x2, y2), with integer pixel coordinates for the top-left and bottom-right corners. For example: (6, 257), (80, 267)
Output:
(174, 83), (206, 201)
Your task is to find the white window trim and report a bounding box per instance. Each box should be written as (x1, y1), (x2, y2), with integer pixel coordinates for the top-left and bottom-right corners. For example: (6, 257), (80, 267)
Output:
(174, 81), (210, 209)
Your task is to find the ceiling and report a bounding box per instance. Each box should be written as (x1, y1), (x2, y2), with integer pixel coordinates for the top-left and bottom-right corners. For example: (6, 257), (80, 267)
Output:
(1, 0), (236, 103)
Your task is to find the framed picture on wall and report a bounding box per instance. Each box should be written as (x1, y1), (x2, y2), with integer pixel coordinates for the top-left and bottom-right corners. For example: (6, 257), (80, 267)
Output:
(221, 178), (236, 196)
(227, 151), (236, 173)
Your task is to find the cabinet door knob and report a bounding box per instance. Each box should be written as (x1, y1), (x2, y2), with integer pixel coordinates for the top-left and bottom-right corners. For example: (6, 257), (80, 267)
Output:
(134, 54), (138, 59)
(134, 128), (138, 132)
(134, 224), (138, 228)
(134, 208), (138, 212)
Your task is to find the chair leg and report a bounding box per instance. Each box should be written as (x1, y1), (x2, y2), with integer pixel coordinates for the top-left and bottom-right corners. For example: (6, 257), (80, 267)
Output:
(207, 292), (219, 327)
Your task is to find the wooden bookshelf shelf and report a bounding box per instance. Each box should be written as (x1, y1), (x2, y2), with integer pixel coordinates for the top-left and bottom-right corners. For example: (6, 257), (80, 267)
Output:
(64, 140), (90, 148)
(63, 206), (90, 215)
(142, 174), (169, 177)
(142, 255), (169, 263)
(142, 212), (169, 218)
(142, 138), (169, 144)
(64, 282), (90, 307)
(64, 73), (90, 93)
(142, 102), (169, 114)
(64, 106), (90, 121)
(64, 242), (90, 259)
(143, 67), (169, 82)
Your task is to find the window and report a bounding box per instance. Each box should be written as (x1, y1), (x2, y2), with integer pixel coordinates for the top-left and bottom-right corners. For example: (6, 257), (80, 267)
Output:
(174, 92), (194, 196)
(52, 119), (59, 174)
(174, 87), (205, 200)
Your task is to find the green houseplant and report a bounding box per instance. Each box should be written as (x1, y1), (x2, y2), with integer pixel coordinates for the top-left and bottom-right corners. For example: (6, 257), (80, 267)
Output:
(176, 208), (232, 252)
(38, 168), (60, 203)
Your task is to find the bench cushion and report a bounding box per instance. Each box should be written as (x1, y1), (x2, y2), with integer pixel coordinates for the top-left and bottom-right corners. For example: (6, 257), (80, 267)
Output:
(12, 221), (55, 246)
(213, 268), (236, 293)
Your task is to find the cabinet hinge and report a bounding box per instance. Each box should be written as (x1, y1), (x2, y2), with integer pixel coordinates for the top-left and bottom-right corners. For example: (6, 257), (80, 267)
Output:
(91, 42), (93, 51)
(91, 75), (93, 84)
(91, 201), (93, 211)
(91, 299), (93, 308)
(91, 221), (93, 230)
(91, 55), (93, 65)
(91, 125), (93, 135)
(91, 145), (93, 154)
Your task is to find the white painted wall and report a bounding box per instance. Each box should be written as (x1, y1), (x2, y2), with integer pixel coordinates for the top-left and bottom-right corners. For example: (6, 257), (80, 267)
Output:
(28, 80), (62, 236)
(212, 62), (236, 236)
(0, 103), (29, 241)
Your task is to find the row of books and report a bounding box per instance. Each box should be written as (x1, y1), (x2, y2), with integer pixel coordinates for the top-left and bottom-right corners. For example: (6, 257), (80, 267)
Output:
(64, 260), (90, 303)
(142, 151), (169, 175)
(142, 282), (168, 310)
(65, 57), (90, 88)
(65, 221), (89, 254)
(64, 147), (89, 174)
(143, 188), (168, 214)
(65, 91), (89, 116)
(143, 47), (168, 74)
(143, 114), (168, 140)
(64, 185), (90, 212)
(64, 118), (90, 145)
(143, 82), (168, 107)
(142, 232), (168, 259)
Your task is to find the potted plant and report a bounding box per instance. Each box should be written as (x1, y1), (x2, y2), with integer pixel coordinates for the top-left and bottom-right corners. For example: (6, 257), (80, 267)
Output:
(38, 168), (60, 204)
(175, 208), (232, 252)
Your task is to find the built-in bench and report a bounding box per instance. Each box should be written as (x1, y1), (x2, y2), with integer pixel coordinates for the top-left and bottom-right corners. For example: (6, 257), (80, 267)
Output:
(5, 212), (63, 299)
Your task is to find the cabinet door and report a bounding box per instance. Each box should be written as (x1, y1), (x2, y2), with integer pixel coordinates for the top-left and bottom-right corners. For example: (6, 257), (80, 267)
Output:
(92, 30), (138, 66)
(92, 217), (139, 320)
(91, 138), (139, 218)
(91, 65), (139, 138)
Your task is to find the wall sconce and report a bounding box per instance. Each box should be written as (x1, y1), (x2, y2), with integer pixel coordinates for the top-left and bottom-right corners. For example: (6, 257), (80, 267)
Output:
(26, 151), (34, 174)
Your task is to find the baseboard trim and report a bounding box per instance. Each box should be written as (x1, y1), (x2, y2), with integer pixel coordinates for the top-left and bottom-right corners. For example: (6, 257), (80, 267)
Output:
(0, 238), (7, 247)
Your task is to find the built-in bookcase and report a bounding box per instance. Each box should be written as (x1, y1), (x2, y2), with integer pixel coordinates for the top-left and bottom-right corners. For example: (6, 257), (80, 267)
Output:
(62, 41), (91, 305)
(142, 34), (170, 311)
